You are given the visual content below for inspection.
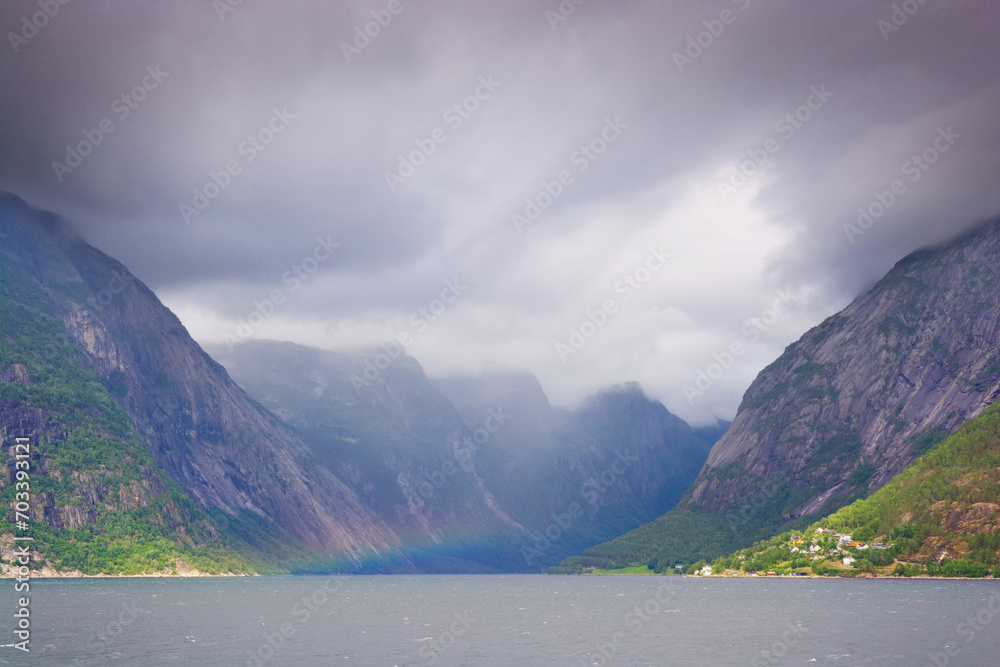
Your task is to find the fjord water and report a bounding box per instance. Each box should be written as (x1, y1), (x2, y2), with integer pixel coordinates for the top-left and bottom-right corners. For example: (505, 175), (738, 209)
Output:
(2, 576), (998, 666)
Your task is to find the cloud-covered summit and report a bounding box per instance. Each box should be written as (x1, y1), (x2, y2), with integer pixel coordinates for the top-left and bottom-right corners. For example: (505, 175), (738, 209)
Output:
(2, 0), (998, 424)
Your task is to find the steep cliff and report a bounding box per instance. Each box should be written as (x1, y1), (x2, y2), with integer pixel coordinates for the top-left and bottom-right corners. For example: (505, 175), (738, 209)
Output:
(206, 340), (527, 568)
(814, 396), (1000, 574)
(0, 194), (401, 569)
(711, 397), (1000, 578)
(689, 219), (1000, 521)
(567, 218), (1000, 570)
(436, 375), (717, 544)
(212, 339), (716, 571)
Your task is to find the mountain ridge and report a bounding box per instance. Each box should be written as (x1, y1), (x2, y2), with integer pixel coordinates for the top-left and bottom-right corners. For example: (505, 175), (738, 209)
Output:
(210, 342), (718, 571)
(0, 193), (404, 570)
(560, 217), (1000, 570)
(700, 396), (1000, 579)
(1, 191), (717, 573)
(695, 217), (1000, 517)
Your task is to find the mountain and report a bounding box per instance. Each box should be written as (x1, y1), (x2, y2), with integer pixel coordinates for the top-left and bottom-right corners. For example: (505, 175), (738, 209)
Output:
(810, 396), (1000, 576)
(205, 340), (529, 572)
(706, 397), (1000, 578)
(0, 194), (402, 573)
(561, 218), (1000, 570)
(0, 193), (717, 574)
(435, 375), (720, 558)
(210, 343), (718, 571)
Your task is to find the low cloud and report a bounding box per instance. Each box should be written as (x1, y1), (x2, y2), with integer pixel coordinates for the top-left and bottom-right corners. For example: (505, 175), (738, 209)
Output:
(2, 0), (998, 424)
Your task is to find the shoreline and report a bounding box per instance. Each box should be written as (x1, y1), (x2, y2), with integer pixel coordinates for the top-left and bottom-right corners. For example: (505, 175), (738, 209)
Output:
(689, 574), (998, 581)
(2, 565), (257, 579)
(560, 570), (1000, 581)
(12, 571), (997, 580)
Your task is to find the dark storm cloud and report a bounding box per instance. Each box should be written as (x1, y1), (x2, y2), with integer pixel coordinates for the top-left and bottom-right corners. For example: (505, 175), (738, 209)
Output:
(2, 0), (998, 424)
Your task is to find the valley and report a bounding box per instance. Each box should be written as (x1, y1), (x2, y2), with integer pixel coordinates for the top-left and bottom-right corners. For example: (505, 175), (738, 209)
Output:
(1, 194), (998, 579)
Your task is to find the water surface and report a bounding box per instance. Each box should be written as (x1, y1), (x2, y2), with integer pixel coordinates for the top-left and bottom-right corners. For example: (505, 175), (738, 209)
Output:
(1, 575), (998, 666)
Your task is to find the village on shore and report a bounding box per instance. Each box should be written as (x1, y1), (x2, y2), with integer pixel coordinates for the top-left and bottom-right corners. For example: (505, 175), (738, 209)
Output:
(580, 527), (996, 579)
(686, 527), (895, 578)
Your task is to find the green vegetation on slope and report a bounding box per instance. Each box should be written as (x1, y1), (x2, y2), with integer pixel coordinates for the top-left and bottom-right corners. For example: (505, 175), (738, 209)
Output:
(590, 219), (1000, 578)
(693, 398), (1000, 578)
(551, 480), (828, 574)
(551, 512), (740, 573)
(555, 397), (1000, 577)
(0, 243), (262, 575)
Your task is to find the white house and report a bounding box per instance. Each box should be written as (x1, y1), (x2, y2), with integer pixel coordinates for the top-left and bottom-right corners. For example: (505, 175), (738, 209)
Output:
(843, 556), (855, 566)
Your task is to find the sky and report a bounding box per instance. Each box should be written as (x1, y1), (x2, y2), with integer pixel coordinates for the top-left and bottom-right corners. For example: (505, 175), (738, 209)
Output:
(2, 0), (999, 425)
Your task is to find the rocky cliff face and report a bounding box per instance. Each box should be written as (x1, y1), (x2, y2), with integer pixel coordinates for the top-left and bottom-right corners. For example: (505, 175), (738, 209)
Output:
(438, 375), (725, 525)
(686, 219), (1000, 524)
(1, 193), (717, 573)
(445, 376), (718, 566)
(574, 384), (720, 515)
(206, 341), (525, 550)
(0, 194), (401, 562)
(212, 345), (717, 570)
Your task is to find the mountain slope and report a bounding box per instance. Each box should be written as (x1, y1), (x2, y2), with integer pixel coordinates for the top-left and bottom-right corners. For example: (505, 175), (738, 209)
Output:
(0, 237), (256, 574)
(563, 218), (1000, 569)
(710, 397), (1000, 578)
(694, 219), (1000, 518)
(440, 377), (717, 537)
(813, 396), (1000, 574)
(438, 376), (718, 561)
(211, 345), (716, 571)
(0, 194), (402, 571)
(206, 340), (529, 572)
